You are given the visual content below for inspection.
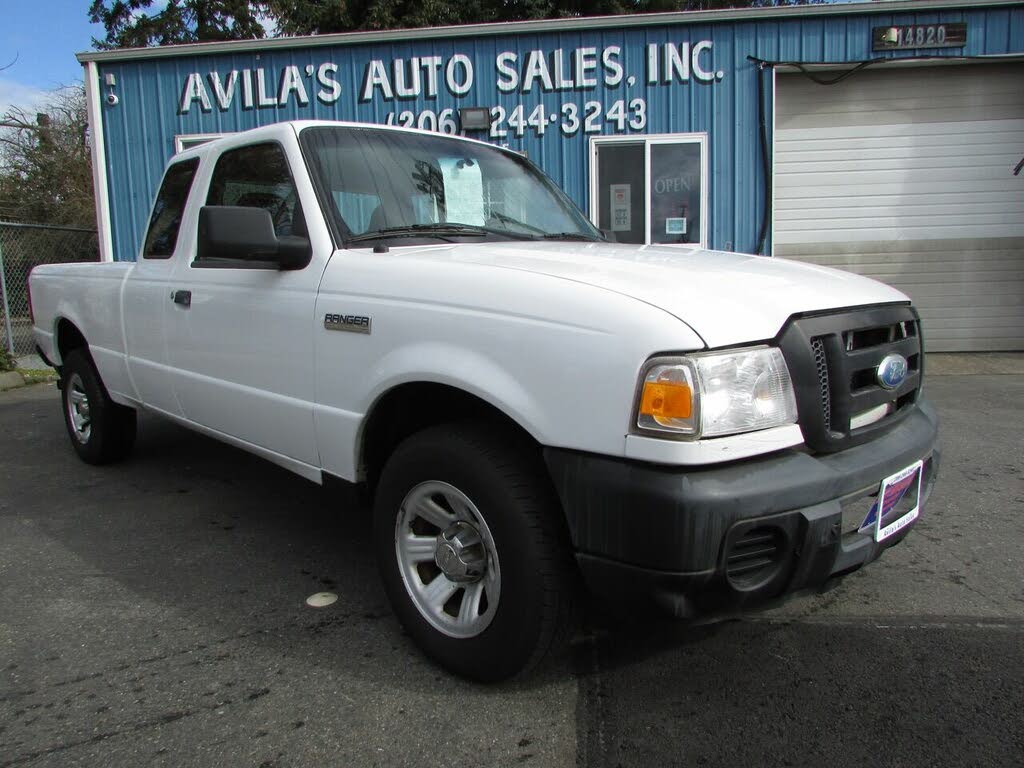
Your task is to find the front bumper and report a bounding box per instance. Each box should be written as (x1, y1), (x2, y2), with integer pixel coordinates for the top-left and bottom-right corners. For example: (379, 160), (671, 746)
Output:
(544, 398), (940, 617)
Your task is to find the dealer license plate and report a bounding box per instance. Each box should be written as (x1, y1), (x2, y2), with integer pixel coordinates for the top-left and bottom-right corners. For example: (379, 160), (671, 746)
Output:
(859, 460), (924, 542)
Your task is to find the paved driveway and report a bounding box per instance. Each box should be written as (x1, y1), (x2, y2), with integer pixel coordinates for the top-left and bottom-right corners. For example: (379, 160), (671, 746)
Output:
(1, 375), (1021, 767)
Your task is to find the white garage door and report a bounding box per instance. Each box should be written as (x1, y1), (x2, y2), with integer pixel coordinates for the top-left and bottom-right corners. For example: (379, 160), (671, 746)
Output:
(774, 62), (1024, 351)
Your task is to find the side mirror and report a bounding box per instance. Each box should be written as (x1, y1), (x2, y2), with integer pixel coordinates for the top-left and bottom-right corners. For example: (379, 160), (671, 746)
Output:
(197, 206), (311, 270)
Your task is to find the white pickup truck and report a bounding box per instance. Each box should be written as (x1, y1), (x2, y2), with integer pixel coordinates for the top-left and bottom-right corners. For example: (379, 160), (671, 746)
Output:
(30, 120), (938, 680)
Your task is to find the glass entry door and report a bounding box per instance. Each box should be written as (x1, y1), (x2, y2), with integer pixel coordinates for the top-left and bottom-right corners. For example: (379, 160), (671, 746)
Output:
(591, 134), (707, 248)
(595, 143), (646, 244)
(649, 142), (703, 246)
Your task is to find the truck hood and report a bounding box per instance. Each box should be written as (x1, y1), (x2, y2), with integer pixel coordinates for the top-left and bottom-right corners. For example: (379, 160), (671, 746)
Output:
(399, 241), (909, 348)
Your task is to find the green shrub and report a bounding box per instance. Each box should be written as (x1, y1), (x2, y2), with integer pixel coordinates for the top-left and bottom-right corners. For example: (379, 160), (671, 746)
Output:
(0, 347), (15, 373)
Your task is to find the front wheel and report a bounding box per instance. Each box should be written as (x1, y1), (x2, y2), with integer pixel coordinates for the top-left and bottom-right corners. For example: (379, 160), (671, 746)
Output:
(61, 348), (136, 465)
(373, 422), (577, 681)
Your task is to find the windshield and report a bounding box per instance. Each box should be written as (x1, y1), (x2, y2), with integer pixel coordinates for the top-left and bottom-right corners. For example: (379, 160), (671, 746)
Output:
(299, 126), (602, 245)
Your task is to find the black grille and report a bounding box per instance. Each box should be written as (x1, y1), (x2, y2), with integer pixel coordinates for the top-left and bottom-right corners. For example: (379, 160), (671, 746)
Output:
(779, 304), (923, 454)
(810, 337), (831, 431)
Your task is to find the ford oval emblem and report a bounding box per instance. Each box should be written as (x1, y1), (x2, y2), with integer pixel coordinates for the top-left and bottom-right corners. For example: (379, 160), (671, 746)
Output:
(877, 354), (909, 390)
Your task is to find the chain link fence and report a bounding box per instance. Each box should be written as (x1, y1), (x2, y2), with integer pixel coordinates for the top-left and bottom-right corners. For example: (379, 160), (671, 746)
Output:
(1, 222), (99, 358)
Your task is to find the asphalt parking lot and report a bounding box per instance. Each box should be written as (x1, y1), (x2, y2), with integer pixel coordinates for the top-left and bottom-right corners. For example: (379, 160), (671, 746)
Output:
(1, 373), (1022, 767)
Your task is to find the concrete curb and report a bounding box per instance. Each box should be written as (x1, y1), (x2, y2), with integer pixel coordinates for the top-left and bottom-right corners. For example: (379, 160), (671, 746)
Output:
(926, 353), (1024, 376)
(0, 370), (26, 391)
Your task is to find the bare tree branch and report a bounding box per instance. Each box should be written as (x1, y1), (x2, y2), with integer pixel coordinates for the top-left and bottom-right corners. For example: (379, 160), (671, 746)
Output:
(0, 84), (94, 226)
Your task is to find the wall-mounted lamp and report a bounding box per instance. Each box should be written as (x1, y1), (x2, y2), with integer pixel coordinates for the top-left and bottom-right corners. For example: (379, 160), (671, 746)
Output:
(104, 73), (119, 106)
(458, 107), (491, 132)
(880, 27), (899, 45)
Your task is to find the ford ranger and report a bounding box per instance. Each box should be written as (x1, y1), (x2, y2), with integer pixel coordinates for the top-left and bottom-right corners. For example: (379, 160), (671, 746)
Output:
(29, 121), (939, 681)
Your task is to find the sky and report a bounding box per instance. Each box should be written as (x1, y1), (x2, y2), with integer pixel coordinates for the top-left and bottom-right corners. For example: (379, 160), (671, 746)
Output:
(0, 0), (107, 113)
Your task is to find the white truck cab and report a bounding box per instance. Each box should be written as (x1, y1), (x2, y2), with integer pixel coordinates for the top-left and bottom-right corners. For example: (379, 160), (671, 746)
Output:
(30, 121), (939, 680)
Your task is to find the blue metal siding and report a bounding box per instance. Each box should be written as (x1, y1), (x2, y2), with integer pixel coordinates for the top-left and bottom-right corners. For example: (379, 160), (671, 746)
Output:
(98, 6), (1024, 261)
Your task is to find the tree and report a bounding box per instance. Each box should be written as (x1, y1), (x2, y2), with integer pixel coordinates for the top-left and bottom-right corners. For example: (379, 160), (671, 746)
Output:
(0, 86), (94, 226)
(89, 1), (267, 49)
(265, 0), (644, 35)
(90, 0), (816, 47)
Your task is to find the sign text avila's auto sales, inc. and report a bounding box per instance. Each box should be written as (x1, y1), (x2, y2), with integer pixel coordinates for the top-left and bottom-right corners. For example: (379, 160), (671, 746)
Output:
(178, 42), (725, 138)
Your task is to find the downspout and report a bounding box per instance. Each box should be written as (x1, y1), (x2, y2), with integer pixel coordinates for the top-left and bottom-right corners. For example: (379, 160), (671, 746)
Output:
(750, 57), (772, 256)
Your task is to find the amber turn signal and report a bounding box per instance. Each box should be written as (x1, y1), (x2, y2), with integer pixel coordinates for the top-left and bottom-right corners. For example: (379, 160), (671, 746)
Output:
(639, 381), (693, 420)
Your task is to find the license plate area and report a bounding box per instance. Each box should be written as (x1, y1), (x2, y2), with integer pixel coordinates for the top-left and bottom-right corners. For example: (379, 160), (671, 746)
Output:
(859, 460), (924, 541)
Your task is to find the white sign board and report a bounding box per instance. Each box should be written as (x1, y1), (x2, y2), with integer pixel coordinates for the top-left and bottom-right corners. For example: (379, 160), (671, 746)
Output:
(610, 184), (631, 232)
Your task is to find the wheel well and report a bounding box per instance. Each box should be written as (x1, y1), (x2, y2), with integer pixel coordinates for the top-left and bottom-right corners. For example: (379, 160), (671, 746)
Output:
(360, 383), (538, 491)
(56, 319), (88, 364)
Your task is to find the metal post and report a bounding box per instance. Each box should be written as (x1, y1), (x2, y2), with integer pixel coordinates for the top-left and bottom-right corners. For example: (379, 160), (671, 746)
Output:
(0, 239), (15, 356)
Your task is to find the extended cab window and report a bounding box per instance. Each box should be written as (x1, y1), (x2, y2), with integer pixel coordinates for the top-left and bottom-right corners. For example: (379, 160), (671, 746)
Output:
(143, 158), (199, 259)
(205, 142), (304, 239)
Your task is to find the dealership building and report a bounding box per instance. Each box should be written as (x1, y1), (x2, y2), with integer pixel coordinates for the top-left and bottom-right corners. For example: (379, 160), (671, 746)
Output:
(78, 0), (1023, 351)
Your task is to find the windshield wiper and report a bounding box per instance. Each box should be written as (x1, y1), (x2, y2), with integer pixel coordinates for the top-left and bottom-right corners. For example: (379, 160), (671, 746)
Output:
(485, 212), (602, 242)
(347, 221), (599, 245)
(487, 211), (547, 235)
(536, 232), (601, 241)
(347, 222), (540, 244)
(347, 223), (488, 244)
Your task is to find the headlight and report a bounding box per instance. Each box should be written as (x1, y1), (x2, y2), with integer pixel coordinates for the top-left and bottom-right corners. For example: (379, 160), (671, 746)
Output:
(635, 346), (798, 439)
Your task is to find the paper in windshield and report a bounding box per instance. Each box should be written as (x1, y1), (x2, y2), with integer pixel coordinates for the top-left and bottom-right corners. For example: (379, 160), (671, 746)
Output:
(439, 157), (485, 226)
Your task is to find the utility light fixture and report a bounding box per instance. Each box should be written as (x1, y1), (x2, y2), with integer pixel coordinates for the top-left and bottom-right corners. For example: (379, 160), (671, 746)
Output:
(458, 107), (491, 132)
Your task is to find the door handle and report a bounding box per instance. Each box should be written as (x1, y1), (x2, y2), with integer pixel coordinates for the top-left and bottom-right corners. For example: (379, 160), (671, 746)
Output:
(171, 290), (192, 307)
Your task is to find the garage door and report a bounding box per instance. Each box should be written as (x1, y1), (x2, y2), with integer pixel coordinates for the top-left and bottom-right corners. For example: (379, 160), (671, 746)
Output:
(774, 62), (1024, 351)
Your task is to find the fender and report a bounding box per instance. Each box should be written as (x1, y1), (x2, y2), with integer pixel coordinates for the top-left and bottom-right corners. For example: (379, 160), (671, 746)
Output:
(314, 341), (547, 482)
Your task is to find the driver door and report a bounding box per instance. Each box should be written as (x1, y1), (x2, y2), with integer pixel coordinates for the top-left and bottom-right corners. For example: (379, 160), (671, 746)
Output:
(164, 140), (323, 466)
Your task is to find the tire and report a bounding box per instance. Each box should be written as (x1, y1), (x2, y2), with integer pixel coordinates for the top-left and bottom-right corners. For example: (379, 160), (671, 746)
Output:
(60, 348), (137, 465)
(373, 422), (578, 682)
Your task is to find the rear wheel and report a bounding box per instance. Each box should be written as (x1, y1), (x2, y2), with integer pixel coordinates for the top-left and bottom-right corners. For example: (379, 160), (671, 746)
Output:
(61, 349), (136, 464)
(373, 422), (577, 681)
